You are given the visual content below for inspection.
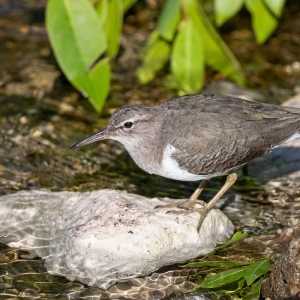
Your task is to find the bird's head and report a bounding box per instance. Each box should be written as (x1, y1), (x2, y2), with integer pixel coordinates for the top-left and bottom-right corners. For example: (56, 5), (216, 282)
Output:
(71, 104), (157, 151)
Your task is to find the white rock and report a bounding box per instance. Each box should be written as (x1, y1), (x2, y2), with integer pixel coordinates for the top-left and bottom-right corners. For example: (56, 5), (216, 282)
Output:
(0, 190), (234, 289)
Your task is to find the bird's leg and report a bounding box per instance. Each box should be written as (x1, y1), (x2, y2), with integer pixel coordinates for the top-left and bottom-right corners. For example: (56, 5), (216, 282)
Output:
(163, 173), (237, 231)
(177, 180), (208, 210)
(195, 173), (237, 230)
(154, 180), (207, 210)
(155, 173), (237, 231)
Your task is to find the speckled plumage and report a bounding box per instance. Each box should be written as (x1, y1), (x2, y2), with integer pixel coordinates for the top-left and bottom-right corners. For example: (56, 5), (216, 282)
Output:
(72, 93), (300, 181)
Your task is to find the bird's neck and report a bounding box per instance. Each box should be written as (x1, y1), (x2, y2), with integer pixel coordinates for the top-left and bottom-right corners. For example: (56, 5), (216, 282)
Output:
(121, 134), (164, 175)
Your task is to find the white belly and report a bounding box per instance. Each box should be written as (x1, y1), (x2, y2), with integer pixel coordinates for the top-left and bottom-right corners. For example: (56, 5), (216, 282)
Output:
(158, 144), (227, 181)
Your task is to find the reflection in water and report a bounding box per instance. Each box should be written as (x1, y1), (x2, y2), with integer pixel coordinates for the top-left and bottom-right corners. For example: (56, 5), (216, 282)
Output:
(0, 245), (198, 299)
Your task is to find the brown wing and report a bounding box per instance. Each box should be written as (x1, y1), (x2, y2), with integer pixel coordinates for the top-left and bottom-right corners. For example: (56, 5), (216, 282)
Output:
(159, 94), (300, 175)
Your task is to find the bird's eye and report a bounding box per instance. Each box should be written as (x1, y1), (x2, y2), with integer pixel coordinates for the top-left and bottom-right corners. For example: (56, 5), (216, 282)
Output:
(123, 121), (133, 130)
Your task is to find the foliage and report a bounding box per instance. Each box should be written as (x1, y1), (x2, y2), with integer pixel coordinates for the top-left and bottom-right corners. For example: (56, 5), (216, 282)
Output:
(46, 0), (286, 112)
(215, 0), (286, 44)
(139, 0), (286, 94)
(244, 0), (285, 44)
(182, 232), (270, 299)
(46, 0), (136, 112)
(138, 0), (246, 95)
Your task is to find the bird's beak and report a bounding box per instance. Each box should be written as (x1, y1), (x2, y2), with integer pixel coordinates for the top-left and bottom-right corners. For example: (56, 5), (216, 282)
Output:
(70, 128), (110, 150)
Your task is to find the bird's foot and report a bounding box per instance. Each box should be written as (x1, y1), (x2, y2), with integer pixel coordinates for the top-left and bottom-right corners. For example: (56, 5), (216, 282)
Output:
(164, 202), (209, 231)
(177, 199), (206, 210)
(154, 202), (179, 210)
(193, 206), (210, 231)
(155, 173), (238, 232)
(154, 199), (205, 211)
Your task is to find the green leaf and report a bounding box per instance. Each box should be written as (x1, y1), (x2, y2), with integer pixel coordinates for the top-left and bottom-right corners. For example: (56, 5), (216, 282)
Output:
(243, 258), (270, 285)
(95, 0), (109, 25)
(46, 0), (107, 77)
(238, 278), (246, 290)
(139, 31), (160, 58)
(137, 39), (170, 84)
(217, 231), (248, 249)
(264, 0), (286, 18)
(183, 260), (251, 268)
(242, 277), (264, 300)
(245, 0), (278, 44)
(122, 0), (137, 12)
(171, 19), (205, 93)
(182, 0), (246, 85)
(46, 0), (109, 112)
(157, 0), (181, 41)
(215, 0), (245, 26)
(200, 268), (245, 288)
(103, 0), (123, 58)
(216, 278), (246, 294)
(74, 59), (111, 112)
(230, 231), (248, 243)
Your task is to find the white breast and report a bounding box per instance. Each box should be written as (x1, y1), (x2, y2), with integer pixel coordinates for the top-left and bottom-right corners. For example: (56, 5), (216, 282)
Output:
(159, 144), (226, 181)
(112, 137), (228, 181)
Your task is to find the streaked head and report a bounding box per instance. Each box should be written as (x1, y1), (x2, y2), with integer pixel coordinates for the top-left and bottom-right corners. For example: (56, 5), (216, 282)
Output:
(70, 104), (156, 150)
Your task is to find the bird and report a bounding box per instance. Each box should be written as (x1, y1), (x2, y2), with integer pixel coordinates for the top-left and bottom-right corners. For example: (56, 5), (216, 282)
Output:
(71, 93), (300, 230)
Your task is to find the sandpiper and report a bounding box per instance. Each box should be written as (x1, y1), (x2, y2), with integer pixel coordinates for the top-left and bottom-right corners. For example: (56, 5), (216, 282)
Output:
(71, 93), (300, 230)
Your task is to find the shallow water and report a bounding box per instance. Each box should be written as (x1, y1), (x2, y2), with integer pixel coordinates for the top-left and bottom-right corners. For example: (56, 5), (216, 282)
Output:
(1, 1), (300, 298)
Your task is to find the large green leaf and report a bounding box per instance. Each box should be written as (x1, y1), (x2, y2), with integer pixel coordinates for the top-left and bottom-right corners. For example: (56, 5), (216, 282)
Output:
(245, 0), (278, 44)
(137, 39), (170, 84)
(243, 258), (270, 285)
(171, 19), (205, 93)
(183, 0), (246, 86)
(157, 0), (181, 41)
(200, 268), (245, 288)
(215, 0), (245, 26)
(46, 0), (106, 78)
(46, 0), (109, 112)
(103, 0), (123, 58)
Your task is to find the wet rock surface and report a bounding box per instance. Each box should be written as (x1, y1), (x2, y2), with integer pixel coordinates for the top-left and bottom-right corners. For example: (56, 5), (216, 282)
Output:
(0, 243), (198, 300)
(0, 190), (233, 295)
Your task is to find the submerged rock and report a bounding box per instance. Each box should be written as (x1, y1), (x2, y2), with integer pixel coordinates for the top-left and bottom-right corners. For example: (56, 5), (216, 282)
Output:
(0, 189), (234, 289)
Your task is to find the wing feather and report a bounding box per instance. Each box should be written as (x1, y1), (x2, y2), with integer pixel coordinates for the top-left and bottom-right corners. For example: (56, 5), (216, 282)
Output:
(158, 94), (300, 175)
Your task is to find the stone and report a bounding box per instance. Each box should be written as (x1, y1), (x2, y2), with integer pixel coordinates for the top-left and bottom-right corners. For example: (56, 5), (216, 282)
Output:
(0, 189), (234, 289)
(262, 226), (300, 298)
